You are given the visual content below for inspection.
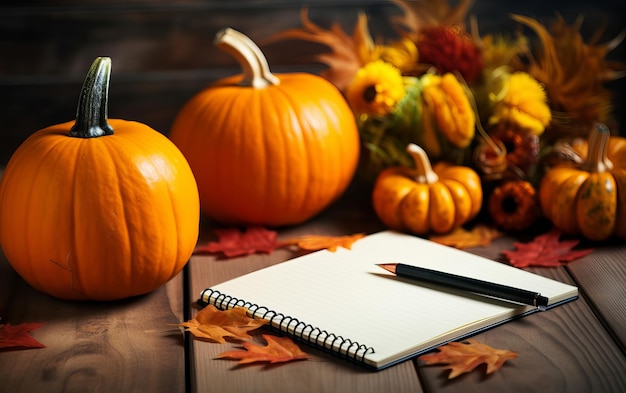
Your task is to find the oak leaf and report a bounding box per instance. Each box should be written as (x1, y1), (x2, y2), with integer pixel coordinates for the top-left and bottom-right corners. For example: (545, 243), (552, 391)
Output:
(502, 228), (593, 268)
(281, 233), (366, 252)
(418, 339), (517, 379)
(194, 226), (279, 257)
(430, 225), (502, 249)
(178, 305), (267, 343)
(0, 322), (46, 350)
(217, 334), (309, 364)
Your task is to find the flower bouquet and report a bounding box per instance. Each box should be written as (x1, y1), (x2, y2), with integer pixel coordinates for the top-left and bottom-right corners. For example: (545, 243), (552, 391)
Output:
(269, 0), (625, 237)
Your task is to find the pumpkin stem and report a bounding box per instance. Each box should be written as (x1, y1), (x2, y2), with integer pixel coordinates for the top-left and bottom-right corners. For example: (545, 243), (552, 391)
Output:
(407, 143), (439, 184)
(581, 123), (613, 173)
(69, 57), (114, 138)
(214, 28), (280, 88)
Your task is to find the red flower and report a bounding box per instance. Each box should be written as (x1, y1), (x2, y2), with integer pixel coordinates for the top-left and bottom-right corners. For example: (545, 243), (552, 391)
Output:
(417, 26), (483, 84)
(488, 180), (538, 231)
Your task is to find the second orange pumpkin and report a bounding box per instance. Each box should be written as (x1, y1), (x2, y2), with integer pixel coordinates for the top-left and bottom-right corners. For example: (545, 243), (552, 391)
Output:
(169, 29), (360, 226)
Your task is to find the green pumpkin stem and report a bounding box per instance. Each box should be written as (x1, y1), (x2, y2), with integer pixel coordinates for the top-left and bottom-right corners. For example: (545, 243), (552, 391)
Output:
(581, 123), (613, 173)
(407, 143), (439, 184)
(214, 28), (279, 88)
(69, 57), (114, 138)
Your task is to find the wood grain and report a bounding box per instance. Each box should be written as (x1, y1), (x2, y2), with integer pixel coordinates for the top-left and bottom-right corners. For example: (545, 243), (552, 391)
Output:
(567, 245), (626, 351)
(2, 1), (626, 391)
(0, 250), (186, 393)
(417, 267), (626, 393)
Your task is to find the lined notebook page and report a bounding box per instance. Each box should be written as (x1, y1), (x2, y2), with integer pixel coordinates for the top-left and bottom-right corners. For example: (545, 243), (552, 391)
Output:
(202, 230), (578, 369)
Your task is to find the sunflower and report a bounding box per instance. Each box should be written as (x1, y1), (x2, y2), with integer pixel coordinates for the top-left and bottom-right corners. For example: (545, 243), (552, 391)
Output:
(373, 38), (420, 75)
(346, 60), (406, 116)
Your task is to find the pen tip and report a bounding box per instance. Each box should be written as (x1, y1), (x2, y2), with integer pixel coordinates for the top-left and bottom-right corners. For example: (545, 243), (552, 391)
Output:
(377, 263), (397, 274)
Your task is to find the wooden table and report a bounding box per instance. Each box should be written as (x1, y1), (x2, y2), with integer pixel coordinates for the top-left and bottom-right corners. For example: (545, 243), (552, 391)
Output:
(1, 175), (625, 393)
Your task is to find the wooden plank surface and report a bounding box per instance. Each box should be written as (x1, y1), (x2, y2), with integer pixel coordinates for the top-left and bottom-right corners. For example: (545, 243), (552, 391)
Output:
(2, 3), (626, 391)
(0, 247), (186, 393)
(417, 241), (626, 393)
(567, 244), (626, 351)
(186, 184), (626, 393)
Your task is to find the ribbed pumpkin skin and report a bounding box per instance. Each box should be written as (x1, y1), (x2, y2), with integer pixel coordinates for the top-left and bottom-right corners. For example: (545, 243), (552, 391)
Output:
(169, 73), (360, 226)
(372, 144), (482, 235)
(0, 119), (200, 300)
(539, 127), (626, 241)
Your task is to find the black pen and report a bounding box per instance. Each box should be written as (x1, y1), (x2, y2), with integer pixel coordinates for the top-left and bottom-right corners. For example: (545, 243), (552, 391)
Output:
(377, 263), (549, 308)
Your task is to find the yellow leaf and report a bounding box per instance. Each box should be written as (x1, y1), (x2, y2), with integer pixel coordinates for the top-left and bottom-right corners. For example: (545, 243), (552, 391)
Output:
(429, 224), (502, 249)
(178, 305), (267, 343)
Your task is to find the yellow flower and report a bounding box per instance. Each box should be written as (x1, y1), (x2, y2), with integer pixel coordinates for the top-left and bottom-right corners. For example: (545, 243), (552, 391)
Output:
(421, 73), (475, 149)
(346, 60), (406, 116)
(373, 38), (419, 74)
(488, 72), (551, 135)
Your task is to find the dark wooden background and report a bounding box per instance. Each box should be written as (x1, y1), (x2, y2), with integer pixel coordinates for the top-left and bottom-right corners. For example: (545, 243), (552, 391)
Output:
(1, 0), (624, 165)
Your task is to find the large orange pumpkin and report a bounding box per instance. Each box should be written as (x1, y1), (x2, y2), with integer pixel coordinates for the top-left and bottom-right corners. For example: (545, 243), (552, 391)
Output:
(169, 28), (360, 226)
(0, 57), (200, 300)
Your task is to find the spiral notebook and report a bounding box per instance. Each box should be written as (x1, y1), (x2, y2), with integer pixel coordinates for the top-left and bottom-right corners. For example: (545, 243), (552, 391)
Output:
(199, 230), (578, 370)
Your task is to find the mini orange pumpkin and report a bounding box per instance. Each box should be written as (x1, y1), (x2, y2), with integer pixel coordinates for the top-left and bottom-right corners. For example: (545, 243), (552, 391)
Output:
(0, 57), (200, 300)
(539, 123), (626, 241)
(169, 28), (360, 226)
(372, 143), (483, 235)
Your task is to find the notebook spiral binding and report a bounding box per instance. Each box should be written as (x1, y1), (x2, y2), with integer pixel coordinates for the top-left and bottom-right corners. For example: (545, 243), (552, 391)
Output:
(199, 288), (375, 365)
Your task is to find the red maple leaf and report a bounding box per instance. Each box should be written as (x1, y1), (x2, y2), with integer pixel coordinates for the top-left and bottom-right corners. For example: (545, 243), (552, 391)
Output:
(0, 322), (46, 350)
(194, 226), (279, 257)
(502, 228), (593, 268)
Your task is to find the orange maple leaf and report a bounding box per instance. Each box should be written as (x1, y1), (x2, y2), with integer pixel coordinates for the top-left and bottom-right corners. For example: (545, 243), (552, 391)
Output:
(429, 225), (502, 249)
(217, 334), (309, 365)
(418, 339), (517, 379)
(178, 305), (267, 343)
(281, 233), (366, 252)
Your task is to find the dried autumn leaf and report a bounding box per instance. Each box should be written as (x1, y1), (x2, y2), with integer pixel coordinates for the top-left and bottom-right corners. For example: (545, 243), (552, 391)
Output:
(267, 8), (365, 91)
(430, 225), (502, 249)
(194, 226), (279, 257)
(0, 322), (46, 350)
(418, 339), (517, 379)
(391, 0), (474, 35)
(217, 334), (309, 365)
(281, 233), (366, 252)
(510, 14), (625, 140)
(502, 228), (593, 268)
(178, 305), (267, 343)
